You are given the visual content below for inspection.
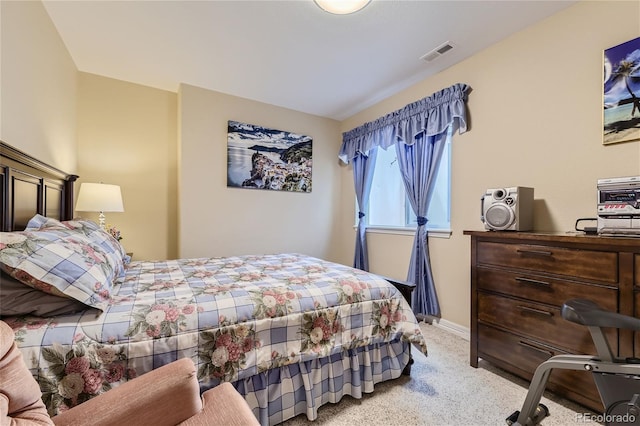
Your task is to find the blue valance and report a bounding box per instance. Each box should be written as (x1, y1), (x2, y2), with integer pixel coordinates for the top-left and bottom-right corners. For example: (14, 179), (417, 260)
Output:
(338, 83), (470, 163)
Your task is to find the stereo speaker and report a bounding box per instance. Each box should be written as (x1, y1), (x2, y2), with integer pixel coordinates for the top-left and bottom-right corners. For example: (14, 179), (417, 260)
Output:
(481, 187), (534, 231)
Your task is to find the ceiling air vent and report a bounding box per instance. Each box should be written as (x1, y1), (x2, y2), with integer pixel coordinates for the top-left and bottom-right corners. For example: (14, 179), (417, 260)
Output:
(420, 41), (454, 63)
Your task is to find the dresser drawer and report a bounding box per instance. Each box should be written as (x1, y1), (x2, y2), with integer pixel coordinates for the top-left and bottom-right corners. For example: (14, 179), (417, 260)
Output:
(477, 267), (618, 309)
(477, 241), (618, 283)
(478, 324), (602, 410)
(635, 254), (640, 287)
(478, 292), (618, 355)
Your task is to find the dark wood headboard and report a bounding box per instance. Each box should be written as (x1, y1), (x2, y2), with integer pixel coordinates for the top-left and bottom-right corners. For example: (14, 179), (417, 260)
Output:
(0, 141), (78, 231)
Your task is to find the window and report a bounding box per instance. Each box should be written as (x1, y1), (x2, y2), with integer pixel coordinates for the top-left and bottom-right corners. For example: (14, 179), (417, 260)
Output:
(359, 128), (452, 235)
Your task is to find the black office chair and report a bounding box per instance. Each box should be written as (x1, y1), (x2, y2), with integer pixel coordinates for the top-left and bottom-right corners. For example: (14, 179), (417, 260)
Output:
(507, 298), (640, 426)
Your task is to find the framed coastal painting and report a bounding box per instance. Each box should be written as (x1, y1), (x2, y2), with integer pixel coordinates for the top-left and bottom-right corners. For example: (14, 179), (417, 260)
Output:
(226, 120), (312, 192)
(603, 36), (640, 145)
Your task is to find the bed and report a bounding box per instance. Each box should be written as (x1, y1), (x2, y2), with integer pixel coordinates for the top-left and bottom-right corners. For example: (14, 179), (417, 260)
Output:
(0, 141), (428, 425)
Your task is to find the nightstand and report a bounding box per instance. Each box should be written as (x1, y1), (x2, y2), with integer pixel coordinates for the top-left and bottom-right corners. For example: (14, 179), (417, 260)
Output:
(378, 275), (417, 376)
(379, 276), (416, 305)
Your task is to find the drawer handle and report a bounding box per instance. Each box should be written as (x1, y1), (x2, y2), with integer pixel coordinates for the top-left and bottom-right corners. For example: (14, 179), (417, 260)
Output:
(518, 340), (555, 357)
(516, 249), (553, 257)
(515, 277), (551, 287)
(518, 305), (554, 317)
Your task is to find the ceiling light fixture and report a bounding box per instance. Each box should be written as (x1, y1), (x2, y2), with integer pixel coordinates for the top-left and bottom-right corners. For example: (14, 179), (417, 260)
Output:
(314, 0), (371, 15)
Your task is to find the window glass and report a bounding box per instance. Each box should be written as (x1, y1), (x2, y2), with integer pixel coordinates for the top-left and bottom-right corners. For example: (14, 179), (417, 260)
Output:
(368, 146), (406, 227)
(361, 129), (451, 231)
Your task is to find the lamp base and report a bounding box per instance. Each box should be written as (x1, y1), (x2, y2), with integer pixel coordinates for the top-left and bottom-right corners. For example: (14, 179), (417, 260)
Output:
(98, 211), (106, 230)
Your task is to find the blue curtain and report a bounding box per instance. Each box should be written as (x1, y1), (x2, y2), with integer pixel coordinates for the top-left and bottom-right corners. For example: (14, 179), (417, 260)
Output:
(395, 132), (447, 316)
(352, 148), (377, 271)
(339, 83), (470, 315)
(339, 84), (469, 163)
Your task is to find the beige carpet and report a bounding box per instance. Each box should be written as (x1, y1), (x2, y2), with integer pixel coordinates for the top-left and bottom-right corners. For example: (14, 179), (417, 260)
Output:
(281, 322), (598, 426)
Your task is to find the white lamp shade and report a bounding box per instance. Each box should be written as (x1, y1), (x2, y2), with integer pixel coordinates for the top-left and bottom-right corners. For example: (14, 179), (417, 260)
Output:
(314, 0), (371, 14)
(75, 183), (124, 213)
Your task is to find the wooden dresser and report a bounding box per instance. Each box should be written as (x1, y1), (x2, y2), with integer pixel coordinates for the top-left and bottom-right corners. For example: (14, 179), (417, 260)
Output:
(464, 231), (640, 412)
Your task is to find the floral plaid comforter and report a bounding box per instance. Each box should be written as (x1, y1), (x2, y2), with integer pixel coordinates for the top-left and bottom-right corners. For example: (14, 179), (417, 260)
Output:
(7, 253), (427, 415)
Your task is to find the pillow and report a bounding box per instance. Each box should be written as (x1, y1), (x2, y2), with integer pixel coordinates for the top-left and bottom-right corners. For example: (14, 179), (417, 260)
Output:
(0, 270), (91, 317)
(25, 215), (129, 277)
(0, 229), (114, 312)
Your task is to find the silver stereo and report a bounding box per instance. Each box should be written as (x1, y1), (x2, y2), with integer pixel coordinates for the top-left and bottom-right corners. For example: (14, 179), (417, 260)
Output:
(597, 176), (640, 236)
(481, 187), (534, 231)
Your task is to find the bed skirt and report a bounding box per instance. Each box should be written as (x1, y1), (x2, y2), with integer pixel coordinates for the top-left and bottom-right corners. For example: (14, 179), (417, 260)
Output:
(231, 339), (410, 425)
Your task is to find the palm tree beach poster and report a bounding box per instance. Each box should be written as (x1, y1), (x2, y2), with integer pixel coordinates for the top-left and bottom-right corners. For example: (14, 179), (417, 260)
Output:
(603, 36), (640, 145)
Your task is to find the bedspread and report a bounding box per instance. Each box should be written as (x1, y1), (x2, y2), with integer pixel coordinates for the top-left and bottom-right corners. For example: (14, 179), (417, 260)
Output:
(6, 253), (427, 416)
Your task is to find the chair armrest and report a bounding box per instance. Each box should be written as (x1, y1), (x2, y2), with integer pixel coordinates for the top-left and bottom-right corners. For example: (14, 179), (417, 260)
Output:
(179, 382), (259, 426)
(0, 321), (53, 426)
(52, 358), (202, 426)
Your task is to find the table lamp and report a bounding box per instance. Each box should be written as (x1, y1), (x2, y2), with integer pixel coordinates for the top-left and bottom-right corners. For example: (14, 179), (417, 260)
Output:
(75, 182), (124, 229)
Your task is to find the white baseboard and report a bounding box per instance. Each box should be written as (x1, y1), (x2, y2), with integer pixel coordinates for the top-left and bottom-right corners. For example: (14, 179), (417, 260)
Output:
(430, 318), (470, 341)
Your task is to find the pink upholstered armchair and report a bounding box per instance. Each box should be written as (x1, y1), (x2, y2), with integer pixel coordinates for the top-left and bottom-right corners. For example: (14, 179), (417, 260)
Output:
(0, 321), (259, 426)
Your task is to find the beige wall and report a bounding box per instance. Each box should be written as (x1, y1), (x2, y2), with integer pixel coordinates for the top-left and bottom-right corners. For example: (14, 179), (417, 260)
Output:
(339, 0), (640, 330)
(77, 73), (178, 261)
(178, 83), (344, 261)
(0, 0), (77, 172)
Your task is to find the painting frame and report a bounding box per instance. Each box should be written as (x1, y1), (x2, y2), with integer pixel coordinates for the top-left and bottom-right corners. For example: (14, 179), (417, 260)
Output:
(226, 120), (313, 193)
(603, 36), (640, 145)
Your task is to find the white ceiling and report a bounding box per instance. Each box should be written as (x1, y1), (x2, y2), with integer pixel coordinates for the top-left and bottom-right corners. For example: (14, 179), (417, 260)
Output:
(42, 0), (577, 121)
